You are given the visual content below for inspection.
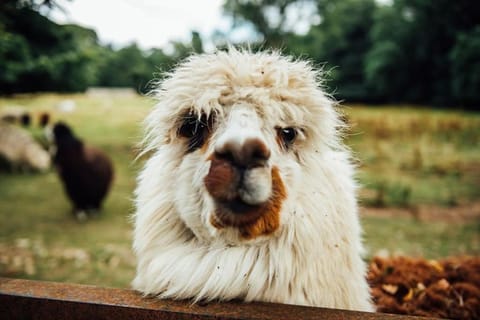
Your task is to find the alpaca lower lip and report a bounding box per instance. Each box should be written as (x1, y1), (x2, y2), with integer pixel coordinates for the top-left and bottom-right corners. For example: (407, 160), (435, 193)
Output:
(220, 198), (262, 215)
(213, 198), (266, 227)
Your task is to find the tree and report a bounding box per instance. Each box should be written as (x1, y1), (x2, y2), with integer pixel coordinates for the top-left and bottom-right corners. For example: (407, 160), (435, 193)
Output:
(95, 44), (150, 91)
(223, 0), (309, 47)
(450, 27), (480, 108)
(224, 0), (377, 101)
(303, 0), (377, 101)
(1, 0), (200, 94)
(0, 1), (97, 93)
(191, 31), (204, 54)
(222, 0), (480, 107)
(365, 0), (480, 106)
(364, 2), (414, 103)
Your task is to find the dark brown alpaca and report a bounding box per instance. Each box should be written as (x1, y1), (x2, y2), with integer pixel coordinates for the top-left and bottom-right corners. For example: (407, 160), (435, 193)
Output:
(52, 122), (114, 220)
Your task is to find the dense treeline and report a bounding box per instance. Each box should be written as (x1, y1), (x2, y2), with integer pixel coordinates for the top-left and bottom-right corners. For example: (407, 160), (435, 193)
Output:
(0, 0), (196, 95)
(0, 1), (96, 93)
(224, 0), (480, 107)
(1, 0), (479, 108)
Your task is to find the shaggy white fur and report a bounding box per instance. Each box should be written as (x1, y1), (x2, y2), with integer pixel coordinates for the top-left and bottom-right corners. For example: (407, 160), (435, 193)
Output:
(132, 48), (373, 311)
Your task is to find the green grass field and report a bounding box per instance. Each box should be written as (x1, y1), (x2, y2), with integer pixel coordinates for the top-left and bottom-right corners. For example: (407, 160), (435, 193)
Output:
(0, 93), (479, 288)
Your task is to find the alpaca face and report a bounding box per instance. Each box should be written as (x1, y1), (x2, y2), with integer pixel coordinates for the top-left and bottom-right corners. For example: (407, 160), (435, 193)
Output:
(141, 50), (339, 245)
(166, 103), (305, 244)
(181, 103), (296, 241)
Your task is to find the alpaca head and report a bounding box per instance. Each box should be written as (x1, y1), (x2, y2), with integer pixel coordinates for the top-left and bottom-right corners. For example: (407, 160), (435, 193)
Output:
(53, 122), (75, 142)
(137, 50), (339, 243)
(137, 49), (344, 245)
(133, 49), (372, 309)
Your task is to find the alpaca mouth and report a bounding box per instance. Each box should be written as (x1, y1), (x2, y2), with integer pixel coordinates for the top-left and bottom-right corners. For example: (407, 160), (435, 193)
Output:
(205, 156), (287, 240)
(204, 156), (275, 228)
(209, 174), (270, 226)
(221, 198), (262, 215)
(215, 196), (268, 226)
(208, 167), (286, 239)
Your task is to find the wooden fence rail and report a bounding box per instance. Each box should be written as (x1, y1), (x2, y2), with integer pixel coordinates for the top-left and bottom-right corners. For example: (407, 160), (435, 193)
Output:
(0, 277), (438, 320)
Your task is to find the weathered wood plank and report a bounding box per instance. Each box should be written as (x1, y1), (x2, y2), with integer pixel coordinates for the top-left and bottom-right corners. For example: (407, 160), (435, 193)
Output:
(0, 277), (438, 320)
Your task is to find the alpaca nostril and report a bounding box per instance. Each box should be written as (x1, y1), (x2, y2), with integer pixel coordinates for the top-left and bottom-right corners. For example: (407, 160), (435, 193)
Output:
(215, 138), (270, 168)
(249, 142), (271, 163)
(215, 147), (236, 164)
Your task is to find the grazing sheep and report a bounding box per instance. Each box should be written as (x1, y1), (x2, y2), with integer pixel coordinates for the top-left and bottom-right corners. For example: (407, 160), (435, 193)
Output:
(52, 122), (114, 220)
(132, 49), (373, 311)
(0, 107), (28, 124)
(0, 123), (50, 172)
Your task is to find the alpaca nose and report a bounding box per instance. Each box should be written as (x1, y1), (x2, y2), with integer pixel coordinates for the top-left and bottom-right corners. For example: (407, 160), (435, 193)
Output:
(215, 138), (270, 168)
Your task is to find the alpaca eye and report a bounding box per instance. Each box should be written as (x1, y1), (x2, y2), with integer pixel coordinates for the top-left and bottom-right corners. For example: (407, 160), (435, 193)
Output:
(178, 113), (212, 152)
(178, 116), (205, 138)
(277, 127), (297, 148)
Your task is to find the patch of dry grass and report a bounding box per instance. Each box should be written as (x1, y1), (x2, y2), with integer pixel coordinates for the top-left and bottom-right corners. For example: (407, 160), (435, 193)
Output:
(344, 105), (480, 207)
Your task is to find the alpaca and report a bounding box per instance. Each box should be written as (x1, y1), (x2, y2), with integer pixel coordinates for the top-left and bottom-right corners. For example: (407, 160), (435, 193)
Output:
(132, 49), (373, 311)
(52, 122), (114, 220)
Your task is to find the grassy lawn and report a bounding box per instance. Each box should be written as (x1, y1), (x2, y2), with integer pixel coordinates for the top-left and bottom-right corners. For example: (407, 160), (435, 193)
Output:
(0, 93), (479, 288)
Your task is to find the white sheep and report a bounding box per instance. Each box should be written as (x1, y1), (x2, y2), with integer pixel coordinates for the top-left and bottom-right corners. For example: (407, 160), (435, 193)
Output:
(0, 123), (50, 172)
(132, 49), (373, 311)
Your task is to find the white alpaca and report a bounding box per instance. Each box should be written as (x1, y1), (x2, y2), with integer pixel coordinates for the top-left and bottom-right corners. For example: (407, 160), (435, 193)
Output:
(132, 49), (373, 311)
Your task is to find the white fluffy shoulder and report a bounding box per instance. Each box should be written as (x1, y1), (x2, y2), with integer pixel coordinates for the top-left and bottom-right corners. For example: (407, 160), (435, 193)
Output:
(132, 48), (373, 312)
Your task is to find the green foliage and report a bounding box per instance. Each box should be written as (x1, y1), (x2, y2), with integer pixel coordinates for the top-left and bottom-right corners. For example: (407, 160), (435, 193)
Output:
(364, 4), (411, 102)
(1, 0), (479, 107)
(0, 4), (97, 93)
(92, 39), (198, 93)
(0, 31), (32, 92)
(94, 44), (149, 91)
(0, 3), (201, 95)
(305, 0), (377, 101)
(364, 0), (480, 106)
(191, 31), (204, 54)
(224, 0), (480, 108)
(223, 0), (299, 46)
(91, 30), (203, 93)
(450, 26), (480, 107)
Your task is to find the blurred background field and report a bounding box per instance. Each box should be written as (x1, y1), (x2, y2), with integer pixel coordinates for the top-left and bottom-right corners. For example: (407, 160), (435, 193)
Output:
(1, 93), (478, 288)
(0, 93), (150, 287)
(1, 0), (479, 292)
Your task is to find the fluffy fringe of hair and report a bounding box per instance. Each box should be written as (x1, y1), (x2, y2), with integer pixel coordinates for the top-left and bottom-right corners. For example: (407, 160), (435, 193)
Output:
(139, 46), (349, 158)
